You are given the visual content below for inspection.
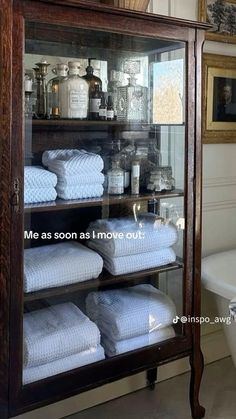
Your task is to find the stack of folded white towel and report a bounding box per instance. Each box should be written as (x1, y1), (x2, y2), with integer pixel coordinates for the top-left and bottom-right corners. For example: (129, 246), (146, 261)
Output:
(86, 284), (176, 357)
(42, 149), (104, 200)
(24, 166), (57, 204)
(87, 214), (178, 275)
(24, 241), (103, 293)
(23, 303), (105, 384)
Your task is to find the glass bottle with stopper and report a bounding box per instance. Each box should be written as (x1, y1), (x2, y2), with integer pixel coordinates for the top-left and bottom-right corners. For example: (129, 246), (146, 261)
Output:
(82, 58), (102, 96)
(59, 61), (89, 119)
(47, 63), (68, 119)
(33, 60), (50, 118)
(117, 60), (148, 122)
(24, 74), (33, 117)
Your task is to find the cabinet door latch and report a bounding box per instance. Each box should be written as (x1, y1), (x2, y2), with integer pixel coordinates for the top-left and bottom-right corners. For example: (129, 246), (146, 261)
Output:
(11, 178), (20, 213)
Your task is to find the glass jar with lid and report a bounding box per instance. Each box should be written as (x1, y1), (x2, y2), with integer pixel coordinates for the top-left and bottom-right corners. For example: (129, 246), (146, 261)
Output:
(107, 159), (124, 195)
(59, 61), (89, 119)
(47, 63), (68, 118)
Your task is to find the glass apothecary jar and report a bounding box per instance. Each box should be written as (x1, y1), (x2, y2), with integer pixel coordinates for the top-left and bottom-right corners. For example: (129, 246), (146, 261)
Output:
(47, 63), (68, 119)
(59, 61), (89, 119)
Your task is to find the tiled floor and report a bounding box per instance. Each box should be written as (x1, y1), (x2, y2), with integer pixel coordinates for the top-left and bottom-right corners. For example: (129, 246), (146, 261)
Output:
(66, 357), (236, 419)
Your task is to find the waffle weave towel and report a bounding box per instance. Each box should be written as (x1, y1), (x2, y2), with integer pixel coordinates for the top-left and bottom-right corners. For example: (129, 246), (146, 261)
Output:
(86, 284), (176, 341)
(24, 303), (101, 368)
(23, 345), (105, 384)
(24, 241), (103, 292)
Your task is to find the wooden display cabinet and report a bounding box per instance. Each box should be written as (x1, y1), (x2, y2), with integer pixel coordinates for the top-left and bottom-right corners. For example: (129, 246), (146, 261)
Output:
(0, 1), (210, 418)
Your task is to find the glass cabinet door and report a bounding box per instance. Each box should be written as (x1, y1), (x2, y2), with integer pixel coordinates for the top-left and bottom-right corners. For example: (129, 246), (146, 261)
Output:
(9, 3), (200, 411)
(22, 22), (187, 386)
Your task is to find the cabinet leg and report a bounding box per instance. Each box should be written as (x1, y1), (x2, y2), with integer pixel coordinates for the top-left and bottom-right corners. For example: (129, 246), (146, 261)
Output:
(147, 367), (157, 390)
(189, 349), (205, 419)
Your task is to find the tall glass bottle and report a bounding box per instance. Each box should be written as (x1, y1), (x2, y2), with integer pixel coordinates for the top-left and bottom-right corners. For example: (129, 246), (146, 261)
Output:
(117, 60), (148, 122)
(89, 84), (102, 120)
(82, 58), (102, 96)
(47, 63), (68, 119)
(59, 61), (89, 119)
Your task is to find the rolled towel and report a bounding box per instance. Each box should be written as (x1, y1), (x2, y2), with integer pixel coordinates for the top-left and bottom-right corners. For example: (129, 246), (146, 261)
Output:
(24, 187), (57, 204)
(102, 326), (175, 357)
(87, 244), (176, 276)
(24, 241), (103, 293)
(86, 284), (177, 341)
(24, 303), (101, 368)
(23, 345), (105, 385)
(56, 184), (104, 200)
(57, 172), (104, 187)
(24, 166), (57, 188)
(42, 149), (104, 175)
(87, 216), (178, 257)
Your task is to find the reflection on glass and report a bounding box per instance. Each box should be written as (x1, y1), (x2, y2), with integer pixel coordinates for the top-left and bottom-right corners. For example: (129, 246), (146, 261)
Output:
(23, 22), (186, 385)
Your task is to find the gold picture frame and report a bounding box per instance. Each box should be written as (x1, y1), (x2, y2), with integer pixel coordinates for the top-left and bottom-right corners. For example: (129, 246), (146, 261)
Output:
(203, 53), (236, 143)
(199, 0), (236, 44)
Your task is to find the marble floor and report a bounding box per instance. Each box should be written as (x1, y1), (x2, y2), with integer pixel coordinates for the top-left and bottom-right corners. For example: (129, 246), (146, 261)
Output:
(66, 357), (236, 419)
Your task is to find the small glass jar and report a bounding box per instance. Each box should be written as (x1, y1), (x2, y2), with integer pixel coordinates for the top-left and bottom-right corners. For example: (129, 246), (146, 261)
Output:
(47, 63), (68, 118)
(107, 160), (124, 195)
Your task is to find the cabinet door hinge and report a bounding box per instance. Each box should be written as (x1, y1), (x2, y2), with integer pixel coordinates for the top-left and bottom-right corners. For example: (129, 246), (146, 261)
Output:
(11, 178), (20, 213)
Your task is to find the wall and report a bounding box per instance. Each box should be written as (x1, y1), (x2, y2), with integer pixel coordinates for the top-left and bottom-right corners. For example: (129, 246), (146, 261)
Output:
(153, 0), (236, 338)
(15, 2), (236, 418)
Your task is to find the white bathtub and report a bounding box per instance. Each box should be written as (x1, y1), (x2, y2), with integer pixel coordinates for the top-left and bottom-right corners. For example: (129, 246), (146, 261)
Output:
(202, 250), (236, 366)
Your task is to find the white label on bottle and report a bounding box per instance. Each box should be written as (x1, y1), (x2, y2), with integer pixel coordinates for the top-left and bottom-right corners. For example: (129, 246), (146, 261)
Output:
(90, 98), (101, 113)
(107, 110), (114, 119)
(70, 90), (87, 109)
(108, 174), (124, 194)
(132, 164), (140, 177)
(99, 108), (107, 118)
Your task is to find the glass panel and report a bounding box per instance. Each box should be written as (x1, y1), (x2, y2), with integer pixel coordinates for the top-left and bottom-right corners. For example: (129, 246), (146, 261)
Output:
(23, 22), (186, 385)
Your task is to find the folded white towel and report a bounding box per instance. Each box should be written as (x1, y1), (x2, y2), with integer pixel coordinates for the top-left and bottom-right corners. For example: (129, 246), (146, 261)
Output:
(23, 345), (105, 385)
(102, 326), (175, 356)
(88, 243), (176, 275)
(24, 303), (101, 368)
(86, 284), (176, 341)
(24, 187), (57, 204)
(57, 172), (104, 187)
(24, 166), (57, 188)
(56, 184), (104, 200)
(87, 217), (178, 257)
(42, 149), (104, 176)
(24, 241), (103, 292)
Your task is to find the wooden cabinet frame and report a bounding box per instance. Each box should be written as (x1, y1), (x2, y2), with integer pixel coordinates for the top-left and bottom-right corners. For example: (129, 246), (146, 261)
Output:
(0, 1), (210, 418)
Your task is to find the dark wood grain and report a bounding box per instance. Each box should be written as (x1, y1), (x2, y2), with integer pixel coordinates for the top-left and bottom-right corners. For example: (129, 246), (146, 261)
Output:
(189, 29), (206, 419)
(24, 190), (184, 213)
(0, 1), (12, 417)
(5, 0), (207, 416)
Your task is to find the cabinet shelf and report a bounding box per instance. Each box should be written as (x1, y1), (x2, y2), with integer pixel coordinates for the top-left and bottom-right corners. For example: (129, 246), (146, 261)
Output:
(24, 190), (184, 213)
(24, 260), (183, 303)
(31, 119), (185, 131)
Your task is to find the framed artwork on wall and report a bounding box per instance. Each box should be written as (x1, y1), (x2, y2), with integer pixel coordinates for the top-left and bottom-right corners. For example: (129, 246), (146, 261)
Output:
(199, 0), (236, 43)
(203, 53), (236, 143)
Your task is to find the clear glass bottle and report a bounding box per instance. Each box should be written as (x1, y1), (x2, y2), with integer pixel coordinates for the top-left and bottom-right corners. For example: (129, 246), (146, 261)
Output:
(117, 60), (148, 122)
(59, 61), (89, 119)
(131, 159), (140, 195)
(107, 159), (124, 195)
(82, 58), (102, 96)
(47, 63), (68, 119)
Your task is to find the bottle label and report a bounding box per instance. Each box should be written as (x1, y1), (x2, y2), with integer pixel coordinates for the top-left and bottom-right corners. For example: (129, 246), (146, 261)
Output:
(90, 98), (101, 113)
(99, 108), (107, 118)
(107, 109), (114, 119)
(132, 164), (140, 177)
(108, 174), (124, 194)
(70, 90), (88, 110)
